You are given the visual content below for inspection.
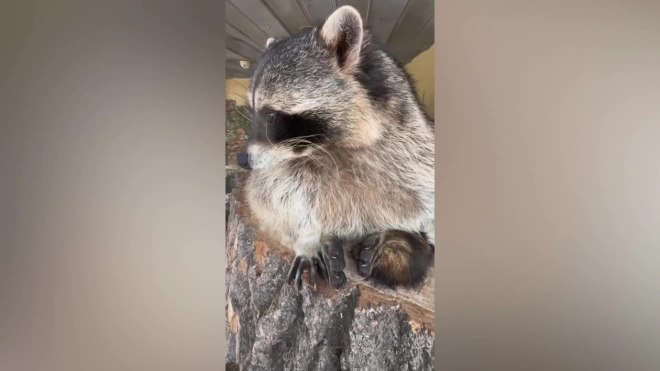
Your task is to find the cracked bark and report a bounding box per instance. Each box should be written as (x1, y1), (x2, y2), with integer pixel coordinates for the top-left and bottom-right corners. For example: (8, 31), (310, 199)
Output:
(226, 174), (435, 371)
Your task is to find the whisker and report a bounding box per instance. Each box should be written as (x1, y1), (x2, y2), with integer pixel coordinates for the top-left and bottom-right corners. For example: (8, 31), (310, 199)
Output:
(232, 106), (252, 122)
(310, 142), (339, 173)
(268, 134), (340, 175)
(264, 125), (275, 146)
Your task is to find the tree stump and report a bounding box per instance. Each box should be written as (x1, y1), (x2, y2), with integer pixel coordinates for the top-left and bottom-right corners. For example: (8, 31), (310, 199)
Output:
(225, 174), (435, 371)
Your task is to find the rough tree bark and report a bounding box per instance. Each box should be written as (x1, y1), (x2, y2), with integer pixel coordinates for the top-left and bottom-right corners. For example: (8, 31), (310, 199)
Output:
(225, 174), (435, 371)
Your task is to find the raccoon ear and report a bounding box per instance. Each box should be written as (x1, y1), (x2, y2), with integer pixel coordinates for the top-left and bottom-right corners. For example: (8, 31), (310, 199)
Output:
(266, 37), (275, 48)
(319, 6), (363, 72)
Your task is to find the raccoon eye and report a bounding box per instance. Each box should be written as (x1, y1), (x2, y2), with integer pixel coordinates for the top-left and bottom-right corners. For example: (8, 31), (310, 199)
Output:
(265, 111), (276, 123)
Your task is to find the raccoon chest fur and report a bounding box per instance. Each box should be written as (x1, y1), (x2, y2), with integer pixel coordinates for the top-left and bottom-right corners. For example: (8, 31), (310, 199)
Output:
(244, 150), (433, 249)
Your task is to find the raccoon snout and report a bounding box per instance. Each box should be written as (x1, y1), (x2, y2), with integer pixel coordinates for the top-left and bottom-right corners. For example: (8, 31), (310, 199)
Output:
(236, 151), (251, 170)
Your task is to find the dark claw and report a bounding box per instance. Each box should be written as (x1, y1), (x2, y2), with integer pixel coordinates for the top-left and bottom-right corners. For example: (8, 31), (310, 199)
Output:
(309, 260), (317, 290)
(356, 233), (381, 278)
(359, 233), (380, 250)
(287, 236), (350, 292)
(358, 245), (377, 277)
(335, 271), (347, 289)
(296, 259), (310, 291)
(287, 255), (319, 292)
(287, 256), (302, 285)
(327, 237), (345, 260)
(321, 237), (347, 289)
(314, 254), (328, 281)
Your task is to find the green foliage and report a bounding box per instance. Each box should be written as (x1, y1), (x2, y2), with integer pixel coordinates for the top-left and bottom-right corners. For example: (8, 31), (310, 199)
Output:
(226, 106), (252, 140)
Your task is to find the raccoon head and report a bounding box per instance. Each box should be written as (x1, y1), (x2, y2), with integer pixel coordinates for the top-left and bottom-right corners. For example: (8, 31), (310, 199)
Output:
(236, 6), (394, 170)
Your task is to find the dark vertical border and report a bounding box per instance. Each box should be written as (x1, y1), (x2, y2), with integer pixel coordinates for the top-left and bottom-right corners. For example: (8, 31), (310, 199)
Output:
(0, 1), (226, 370)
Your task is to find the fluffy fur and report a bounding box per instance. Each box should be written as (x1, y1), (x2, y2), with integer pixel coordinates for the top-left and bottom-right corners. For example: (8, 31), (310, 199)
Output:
(237, 6), (435, 289)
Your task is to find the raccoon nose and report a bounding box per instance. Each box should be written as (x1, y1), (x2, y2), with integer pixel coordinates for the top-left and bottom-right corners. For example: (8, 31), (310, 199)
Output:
(236, 151), (251, 170)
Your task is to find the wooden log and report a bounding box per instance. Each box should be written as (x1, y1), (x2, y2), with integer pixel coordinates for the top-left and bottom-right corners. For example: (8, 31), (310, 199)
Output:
(225, 174), (435, 371)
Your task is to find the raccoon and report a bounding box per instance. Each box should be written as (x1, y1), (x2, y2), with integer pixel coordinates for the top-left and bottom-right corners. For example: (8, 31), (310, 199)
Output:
(236, 6), (435, 291)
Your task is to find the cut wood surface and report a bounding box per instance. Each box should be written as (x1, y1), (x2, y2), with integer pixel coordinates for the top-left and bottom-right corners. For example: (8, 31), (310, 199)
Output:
(226, 173), (435, 371)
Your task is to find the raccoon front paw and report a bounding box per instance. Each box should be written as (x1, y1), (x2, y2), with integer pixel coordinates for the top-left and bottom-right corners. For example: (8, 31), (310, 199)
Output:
(286, 237), (347, 291)
(287, 255), (323, 291)
(354, 230), (434, 288)
(318, 236), (347, 290)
